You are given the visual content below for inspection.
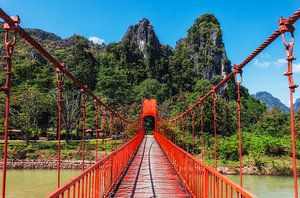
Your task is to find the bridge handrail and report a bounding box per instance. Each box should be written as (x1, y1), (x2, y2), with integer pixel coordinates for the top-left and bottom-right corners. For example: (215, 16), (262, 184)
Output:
(46, 131), (144, 198)
(154, 131), (255, 198)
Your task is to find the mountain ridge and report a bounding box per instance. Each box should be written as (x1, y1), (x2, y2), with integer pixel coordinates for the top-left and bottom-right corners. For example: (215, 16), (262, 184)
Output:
(254, 91), (300, 113)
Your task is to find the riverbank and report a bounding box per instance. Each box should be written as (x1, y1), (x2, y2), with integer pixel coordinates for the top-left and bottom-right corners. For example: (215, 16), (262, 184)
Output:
(0, 160), (94, 169)
(218, 164), (300, 176)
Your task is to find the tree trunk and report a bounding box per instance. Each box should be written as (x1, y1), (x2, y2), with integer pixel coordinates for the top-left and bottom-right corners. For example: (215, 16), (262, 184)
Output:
(65, 128), (70, 144)
(25, 131), (29, 145)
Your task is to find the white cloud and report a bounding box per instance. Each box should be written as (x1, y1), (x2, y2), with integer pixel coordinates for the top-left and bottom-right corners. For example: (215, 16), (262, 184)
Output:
(89, 36), (104, 45)
(253, 58), (300, 71)
(273, 58), (300, 73)
(294, 63), (300, 73)
(254, 59), (270, 68)
(277, 58), (286, 64)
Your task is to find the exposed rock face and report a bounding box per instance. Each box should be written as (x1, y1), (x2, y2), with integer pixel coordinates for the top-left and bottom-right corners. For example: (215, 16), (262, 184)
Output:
(177, 14), (231, 82)
(118, 18), (172, 83)
(122, 19), (161, 59)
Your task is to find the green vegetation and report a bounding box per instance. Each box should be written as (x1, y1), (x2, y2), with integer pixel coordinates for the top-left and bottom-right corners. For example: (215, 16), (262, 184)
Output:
(0, 15), (298, 175)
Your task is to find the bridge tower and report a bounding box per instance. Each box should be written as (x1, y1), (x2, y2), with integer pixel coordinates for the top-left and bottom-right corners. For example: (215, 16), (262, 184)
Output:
(141, 99), (157, 132)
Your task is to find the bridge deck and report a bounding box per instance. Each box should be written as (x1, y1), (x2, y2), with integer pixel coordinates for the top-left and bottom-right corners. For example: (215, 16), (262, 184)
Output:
(111, 135), (190, 198)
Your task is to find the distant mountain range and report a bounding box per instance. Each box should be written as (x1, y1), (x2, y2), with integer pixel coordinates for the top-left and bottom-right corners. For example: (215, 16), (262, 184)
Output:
(294, 98), (300, 111)
(254, 91), (300, 113)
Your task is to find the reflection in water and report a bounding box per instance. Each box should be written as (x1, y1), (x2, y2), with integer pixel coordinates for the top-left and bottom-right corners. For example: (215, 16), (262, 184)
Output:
(0, 169), (81, 198)
(227, 175), (300, 198)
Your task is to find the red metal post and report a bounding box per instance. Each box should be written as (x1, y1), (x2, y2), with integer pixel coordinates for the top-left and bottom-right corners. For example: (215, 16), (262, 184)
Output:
(176, 119), (179, 145)
(186, 114), (189, 152)
(200, 104), (205, 161)
(1, 16), (18, 198)
(109, 113), (113, 137)
(94, 99), (99, 161)
(175, 120), (180, 145)
(192, 112), (195, 154)
(181, 117), (184, 148)
(212, 91), (218, 169)
(81, 87), (87, 170)
(279, 18), (299, 198)
(234, 65), (243, 187)
(55, 64), (65, 187)
(103, 111), (107, 156)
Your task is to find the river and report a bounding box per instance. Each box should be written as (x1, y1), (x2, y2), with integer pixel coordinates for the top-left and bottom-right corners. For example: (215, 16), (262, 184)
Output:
(0, 169), (81, 198)
(0, 170), (299, 197)
(227, 175), (300, 198)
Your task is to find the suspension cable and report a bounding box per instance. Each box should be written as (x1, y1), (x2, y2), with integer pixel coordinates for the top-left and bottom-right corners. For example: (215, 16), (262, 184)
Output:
(109, 113), (113, 137)
(234, 65), (243, 187)
(80, 87), (87, 170)
(186, 113), (189, 151)
(192, 111), (195, 154)
(1, 16), (18, 198)
(55, 64), (65, 187)
(176, 119), (179, 145)
(200, 103), (205, 161)
(181, 116), (184, 148)
(212, 91), (218, 169)
(279, 17), (299, 198)
(94, 99), (99, 161)
(103, 111), (107, 156)
(173, 123), (175, 142)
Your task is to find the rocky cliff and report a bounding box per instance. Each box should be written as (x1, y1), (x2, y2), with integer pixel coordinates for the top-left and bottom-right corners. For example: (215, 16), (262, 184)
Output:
(169, 14), (232, 93)
(176, 14), (231, 81)
(123, 19), (161, 59)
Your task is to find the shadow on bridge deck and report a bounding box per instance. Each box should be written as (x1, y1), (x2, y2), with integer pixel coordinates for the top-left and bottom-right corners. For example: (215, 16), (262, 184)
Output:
(109, 135), (191, 198)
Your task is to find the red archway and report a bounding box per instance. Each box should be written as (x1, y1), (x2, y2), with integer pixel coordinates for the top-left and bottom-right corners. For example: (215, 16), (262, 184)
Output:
(141, 99), (157, 132)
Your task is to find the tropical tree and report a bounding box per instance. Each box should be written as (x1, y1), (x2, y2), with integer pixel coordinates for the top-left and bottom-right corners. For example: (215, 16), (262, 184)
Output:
(10, 85), (53, 144)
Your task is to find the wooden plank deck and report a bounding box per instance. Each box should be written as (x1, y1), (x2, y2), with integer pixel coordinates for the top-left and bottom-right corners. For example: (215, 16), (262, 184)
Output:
(110, 135), (190, 198)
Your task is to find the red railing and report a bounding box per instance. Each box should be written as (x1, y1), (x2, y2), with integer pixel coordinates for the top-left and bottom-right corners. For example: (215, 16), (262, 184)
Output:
(46, 131), (144, 198)
(154, 131), (255, 198)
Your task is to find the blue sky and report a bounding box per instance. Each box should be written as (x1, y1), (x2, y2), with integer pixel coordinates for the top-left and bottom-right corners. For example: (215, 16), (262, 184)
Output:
(1, 0), (300, 105)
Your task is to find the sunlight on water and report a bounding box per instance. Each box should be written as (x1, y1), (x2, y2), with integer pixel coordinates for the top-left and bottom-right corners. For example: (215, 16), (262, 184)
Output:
(227, 175), (300, 198)
(0, 169), (81, 198)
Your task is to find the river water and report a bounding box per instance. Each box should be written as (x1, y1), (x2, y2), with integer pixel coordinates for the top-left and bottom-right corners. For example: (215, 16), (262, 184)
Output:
(227, 175), (300, 198)
(0, 169), (81, 198)
(0, 170), (299, 197)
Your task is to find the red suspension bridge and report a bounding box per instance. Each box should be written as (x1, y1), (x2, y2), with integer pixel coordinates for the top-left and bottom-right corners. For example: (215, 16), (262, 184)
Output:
(0, 7), (299, 198)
